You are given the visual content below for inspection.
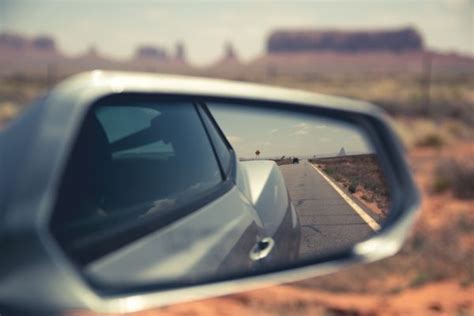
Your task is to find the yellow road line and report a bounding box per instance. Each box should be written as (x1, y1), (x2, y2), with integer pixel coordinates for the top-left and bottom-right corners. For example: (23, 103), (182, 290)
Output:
(309, 163), (381, 232)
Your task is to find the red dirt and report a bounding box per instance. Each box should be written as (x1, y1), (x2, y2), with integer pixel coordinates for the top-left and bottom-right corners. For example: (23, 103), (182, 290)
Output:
(72, 281), (471, 316)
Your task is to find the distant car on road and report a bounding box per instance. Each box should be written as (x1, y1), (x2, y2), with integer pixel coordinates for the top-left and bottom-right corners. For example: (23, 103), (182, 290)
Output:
(292, 157), (299, 164)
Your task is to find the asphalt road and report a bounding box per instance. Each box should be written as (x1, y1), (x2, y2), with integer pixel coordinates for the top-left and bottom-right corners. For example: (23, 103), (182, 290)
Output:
(279, 160), (377, 258)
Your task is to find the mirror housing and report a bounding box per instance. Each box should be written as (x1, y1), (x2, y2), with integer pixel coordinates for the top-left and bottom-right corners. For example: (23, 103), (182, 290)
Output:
(0, 71), (420, 313)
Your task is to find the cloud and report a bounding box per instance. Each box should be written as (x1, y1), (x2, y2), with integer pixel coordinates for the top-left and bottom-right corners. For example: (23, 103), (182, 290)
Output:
(293, 122), (310, 135)
(227, 135), (243, 144)
(270, 128), (278, 134)
(293, 129), (308, 135)
(294, 122), (309, 129)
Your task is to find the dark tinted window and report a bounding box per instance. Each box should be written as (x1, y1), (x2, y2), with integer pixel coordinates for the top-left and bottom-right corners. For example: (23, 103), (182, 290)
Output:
(51, 100), (223, 262)
(198, 106), (232, 175)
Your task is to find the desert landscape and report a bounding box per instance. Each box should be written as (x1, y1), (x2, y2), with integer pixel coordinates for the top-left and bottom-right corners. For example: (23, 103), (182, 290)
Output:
(1, 27), (473, 315)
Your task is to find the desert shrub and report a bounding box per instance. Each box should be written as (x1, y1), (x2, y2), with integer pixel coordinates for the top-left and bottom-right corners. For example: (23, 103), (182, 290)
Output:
(323, 167), (335, 175)
(453, 178), (474, 200)
(348, 183), (356, 194)
(333, 175), (343, 183)
(446, 121), (465, 138)
(431, 176), (451, 194)
(457, 213), (473, 233)
(363, 181), (378, 192)
(415, 133), (444, 148)
(433, 158), (474, 199)
(410, 272), (431, 288)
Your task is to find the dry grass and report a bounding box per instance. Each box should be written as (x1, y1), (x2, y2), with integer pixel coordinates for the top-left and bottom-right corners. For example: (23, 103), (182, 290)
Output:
(259, 73), (474, 124)
(1, 69), (474, 126)
(392, 118), (474, 150)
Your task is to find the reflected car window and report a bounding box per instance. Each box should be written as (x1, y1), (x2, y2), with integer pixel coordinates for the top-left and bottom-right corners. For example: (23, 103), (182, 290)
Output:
(51, 101), (223, 262)
(96, 106), (174, 157)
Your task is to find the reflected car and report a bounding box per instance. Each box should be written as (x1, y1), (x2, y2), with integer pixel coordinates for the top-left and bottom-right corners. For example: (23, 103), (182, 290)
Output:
(49, 96), (301, 286)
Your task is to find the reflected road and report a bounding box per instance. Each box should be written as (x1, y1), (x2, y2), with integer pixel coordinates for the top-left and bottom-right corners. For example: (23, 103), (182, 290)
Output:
(279, 160), (378, 258)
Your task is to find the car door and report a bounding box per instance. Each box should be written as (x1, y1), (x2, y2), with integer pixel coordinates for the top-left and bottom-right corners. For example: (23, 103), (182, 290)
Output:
(198, 103), (301, 267)
(50, 97), (266, 287)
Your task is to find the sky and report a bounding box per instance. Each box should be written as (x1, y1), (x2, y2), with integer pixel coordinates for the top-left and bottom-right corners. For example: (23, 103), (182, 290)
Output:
(0, 0), (472, 66)
(208, 104), (372, 159)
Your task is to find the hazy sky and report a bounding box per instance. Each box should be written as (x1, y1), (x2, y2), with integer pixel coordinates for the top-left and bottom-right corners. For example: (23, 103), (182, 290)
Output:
(1, 0), (472, 66)
(209, 104), (371, 158)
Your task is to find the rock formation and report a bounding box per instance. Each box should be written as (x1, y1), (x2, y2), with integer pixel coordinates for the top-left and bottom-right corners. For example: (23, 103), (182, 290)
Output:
(134, 45), (168, 60)
(267, 27), (423, 54)
(175, 42), (186, 62)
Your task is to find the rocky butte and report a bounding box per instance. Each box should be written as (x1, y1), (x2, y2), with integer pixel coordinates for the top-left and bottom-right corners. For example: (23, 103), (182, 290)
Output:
(267, 27), (423, 54)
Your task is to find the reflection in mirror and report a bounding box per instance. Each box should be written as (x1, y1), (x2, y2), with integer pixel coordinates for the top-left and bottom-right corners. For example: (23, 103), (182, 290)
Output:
(50, 98), (391, 291)
(209, 104), (390, 259)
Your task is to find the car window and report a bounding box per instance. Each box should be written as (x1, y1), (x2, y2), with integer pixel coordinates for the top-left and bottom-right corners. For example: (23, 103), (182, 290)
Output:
(51, 101), (224, 262)
(198, 106), (233, 175)
(95, 106), (174, 158)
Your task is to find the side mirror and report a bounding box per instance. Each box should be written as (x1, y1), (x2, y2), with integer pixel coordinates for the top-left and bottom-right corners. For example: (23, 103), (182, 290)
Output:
(0, 72), (420, 314)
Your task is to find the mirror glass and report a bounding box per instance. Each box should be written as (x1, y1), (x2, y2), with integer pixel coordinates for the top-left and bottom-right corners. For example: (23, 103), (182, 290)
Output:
(50, 97), (391, 289)
(209, 104), (390, 259)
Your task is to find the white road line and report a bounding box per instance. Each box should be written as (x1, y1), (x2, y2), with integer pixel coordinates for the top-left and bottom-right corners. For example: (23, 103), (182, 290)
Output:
(308, 162), (381, 232)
